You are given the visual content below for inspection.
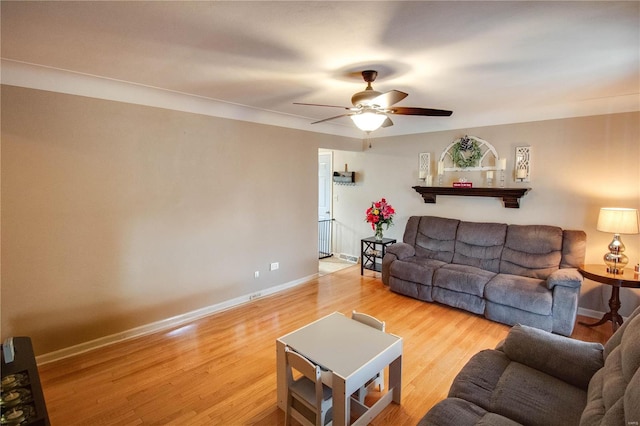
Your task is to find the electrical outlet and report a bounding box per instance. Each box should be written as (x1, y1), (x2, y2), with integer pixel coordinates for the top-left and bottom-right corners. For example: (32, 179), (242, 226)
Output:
(270, 262), (279, 271)
(254, 271), (260, 278)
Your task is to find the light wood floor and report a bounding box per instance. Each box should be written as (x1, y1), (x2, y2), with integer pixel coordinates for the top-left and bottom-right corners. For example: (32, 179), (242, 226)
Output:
(38, 265), (613, 425)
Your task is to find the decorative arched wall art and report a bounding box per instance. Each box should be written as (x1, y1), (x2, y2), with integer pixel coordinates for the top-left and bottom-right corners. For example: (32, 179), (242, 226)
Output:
(438, 135), (500, 172)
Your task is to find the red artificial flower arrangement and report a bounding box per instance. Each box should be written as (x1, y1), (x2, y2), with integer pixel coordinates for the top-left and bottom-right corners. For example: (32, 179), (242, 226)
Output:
(365, 198), (395, 239)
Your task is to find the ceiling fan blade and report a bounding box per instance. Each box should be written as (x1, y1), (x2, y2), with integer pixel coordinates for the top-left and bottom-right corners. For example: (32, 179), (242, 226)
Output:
(310, 113), (353, 124)
(381, 117), (394, 128)
(294, 102), (352, 110)
(370, 90), (408, 108)
(389, 107), (453, 116)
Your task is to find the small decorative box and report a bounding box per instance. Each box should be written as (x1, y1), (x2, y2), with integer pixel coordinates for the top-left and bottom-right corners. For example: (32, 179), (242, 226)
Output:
(453, 182), (473, 188)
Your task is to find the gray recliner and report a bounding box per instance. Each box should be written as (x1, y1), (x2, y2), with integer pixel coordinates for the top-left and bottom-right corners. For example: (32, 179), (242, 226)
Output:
(418, 304), (640, 425)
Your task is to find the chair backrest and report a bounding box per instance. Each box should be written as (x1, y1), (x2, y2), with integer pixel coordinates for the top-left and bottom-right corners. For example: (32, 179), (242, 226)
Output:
(285, 346), (325, 420)
(352, 310), (385, 331)
(286, 346), (321, 382)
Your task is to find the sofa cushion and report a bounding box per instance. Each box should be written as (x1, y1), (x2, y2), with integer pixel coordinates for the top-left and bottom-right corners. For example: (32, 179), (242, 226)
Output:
(485, 302), (553, 332)
(491, 362), (587, 425)
(413, 216), (460, 263)
(417, 397), (523, 426)
(418, 398), (487, 426)
(560, 229), (587, 268)
(432, 287), (485, 315)
(384, 242), (415, 260)
(452, 221), (507, 273)
(433, 264), (496, 297)
(502, 324), (603, 389)
(451, 349), (585, 425)
(551, 285), (580, 336)
(389, 257), (446, 286)
(625, 369), (640, 426)
(402, 215), (422, 246)
(604, 302), (640, 358)
(581, 367), (621, 426)
(582, 311), (640, 425)
(500, 225), (563, 279)
(448, 347), (587, 425)
(477, 412), (523, 426)
(547, 267), (583, 289)
(485, 274), (551, 315)
(388, 276), (433, 302)
(448, 349), (511, 409)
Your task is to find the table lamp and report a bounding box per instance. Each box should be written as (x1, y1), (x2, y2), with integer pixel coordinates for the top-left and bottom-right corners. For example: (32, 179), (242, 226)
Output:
(596, 207), (639, 274)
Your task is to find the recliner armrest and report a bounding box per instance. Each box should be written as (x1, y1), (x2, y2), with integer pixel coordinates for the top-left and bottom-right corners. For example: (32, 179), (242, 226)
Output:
(546, 267), (582, 289)
(385, 242), (415, 260)
(502, 324), (603, 389)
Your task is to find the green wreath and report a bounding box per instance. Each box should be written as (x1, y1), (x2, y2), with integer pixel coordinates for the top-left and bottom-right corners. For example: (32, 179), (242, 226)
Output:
(452, 136), (482, 168)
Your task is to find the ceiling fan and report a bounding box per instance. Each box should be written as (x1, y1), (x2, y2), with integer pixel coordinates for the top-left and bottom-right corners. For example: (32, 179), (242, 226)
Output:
(294, 70), (452, 132)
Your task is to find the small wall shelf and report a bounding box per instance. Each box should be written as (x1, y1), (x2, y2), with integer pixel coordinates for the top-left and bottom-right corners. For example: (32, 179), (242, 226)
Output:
(333, 171), (355, 185)
(412, 186), (531, 208)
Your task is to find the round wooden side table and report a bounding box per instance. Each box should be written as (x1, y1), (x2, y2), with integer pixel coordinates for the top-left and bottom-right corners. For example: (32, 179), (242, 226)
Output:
(578, 264), (640, 332)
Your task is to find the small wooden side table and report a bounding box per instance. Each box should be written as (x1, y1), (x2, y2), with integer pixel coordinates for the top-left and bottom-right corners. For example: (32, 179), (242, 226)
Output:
(578, 264), (640, 332)
(361, 237), (396, 275)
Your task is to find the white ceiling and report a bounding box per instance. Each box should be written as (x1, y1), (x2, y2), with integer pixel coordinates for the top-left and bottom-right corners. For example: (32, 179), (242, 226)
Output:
(2, 1), (638, 138)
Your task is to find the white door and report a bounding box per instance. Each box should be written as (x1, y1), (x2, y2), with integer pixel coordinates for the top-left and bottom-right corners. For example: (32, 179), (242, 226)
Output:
(318, 152), (332, 257)
(318, 152), (332, 220)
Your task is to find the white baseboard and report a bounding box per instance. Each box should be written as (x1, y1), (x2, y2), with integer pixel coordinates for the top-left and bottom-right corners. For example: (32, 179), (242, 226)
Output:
(577, 307), (606, 320)
(36, 274), (318, 365)
(36, 293), (612, 365)
(577, 307), (633, 324)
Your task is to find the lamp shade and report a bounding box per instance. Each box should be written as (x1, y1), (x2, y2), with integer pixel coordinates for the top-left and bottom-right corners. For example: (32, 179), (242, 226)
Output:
(350, 111), (386, 132)
(596, 208), (639, 234)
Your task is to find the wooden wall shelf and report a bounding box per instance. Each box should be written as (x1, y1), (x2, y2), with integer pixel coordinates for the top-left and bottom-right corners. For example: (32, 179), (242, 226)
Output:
(412, 186), (531, 208)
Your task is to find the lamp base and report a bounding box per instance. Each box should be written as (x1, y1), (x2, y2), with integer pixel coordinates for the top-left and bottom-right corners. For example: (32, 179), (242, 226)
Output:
(603, 234), (628, 275)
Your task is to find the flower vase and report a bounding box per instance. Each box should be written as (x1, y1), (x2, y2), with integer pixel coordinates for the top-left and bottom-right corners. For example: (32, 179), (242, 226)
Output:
(374, 225), (384, 241)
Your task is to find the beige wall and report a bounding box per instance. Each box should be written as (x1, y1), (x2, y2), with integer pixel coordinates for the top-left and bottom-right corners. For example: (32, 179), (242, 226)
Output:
(332, 112), (640, 315)
(0, 85), (360, 355)
(2, 85), (638, 356)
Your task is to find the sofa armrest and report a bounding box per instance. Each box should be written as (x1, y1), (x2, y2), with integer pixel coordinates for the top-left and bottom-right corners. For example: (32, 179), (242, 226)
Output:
(385, 242), (415, 260)
(502, 324), (603, 389)
(546, 267), (583, 289)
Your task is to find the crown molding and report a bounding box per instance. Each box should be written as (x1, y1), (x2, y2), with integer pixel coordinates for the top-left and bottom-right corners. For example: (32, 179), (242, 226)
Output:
(1, 59), (363, 139)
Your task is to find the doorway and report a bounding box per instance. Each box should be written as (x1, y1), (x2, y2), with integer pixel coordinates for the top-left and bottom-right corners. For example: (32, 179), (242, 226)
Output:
(318, 151), (332, 259)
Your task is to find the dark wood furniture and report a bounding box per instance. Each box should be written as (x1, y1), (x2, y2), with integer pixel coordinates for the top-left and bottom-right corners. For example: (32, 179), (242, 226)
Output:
(361, 237), (396, 275)
(1, 337), (50, 425)
(578, 264), (640, 332)
(412, 186), (531, 208)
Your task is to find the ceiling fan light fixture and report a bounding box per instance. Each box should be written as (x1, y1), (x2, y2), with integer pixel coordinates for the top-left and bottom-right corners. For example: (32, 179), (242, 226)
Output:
(350, 111), (387, 132)
(294, 69), (452, 129)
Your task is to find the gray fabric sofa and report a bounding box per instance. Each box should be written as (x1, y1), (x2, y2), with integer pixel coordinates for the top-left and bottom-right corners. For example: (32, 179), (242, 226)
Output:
(381, 216), (586, 336)
(418, 304), (640, 426)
